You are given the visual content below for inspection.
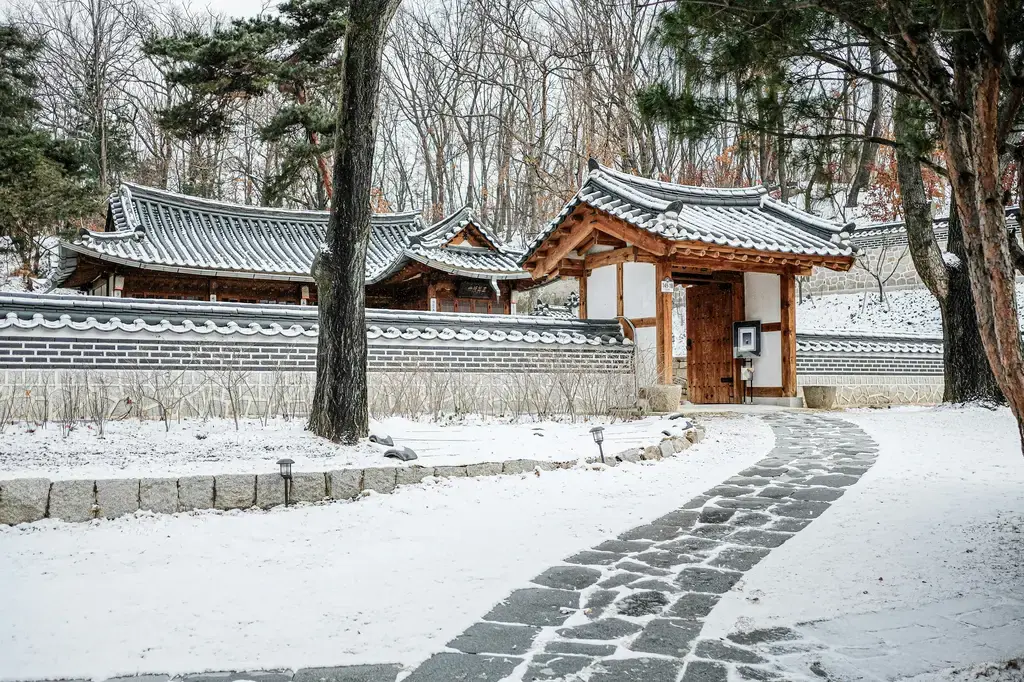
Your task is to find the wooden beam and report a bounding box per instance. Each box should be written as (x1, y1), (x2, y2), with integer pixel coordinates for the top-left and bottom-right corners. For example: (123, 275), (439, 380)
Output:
(579, 272), (587, 319)
(655, 260), (674, 384)
(752, 386), (785, 398)
(595, 216), (670, 257)
(780, 272), (797, 398)
(585, 246), (638, 271)
(576, 230), (601, 257)
(732, 276), (745, 404)
(537, 218), (597, 277)
(630, 316), (656, 328)
(761, 322), (782, 333)
(616, 262), (624, 318)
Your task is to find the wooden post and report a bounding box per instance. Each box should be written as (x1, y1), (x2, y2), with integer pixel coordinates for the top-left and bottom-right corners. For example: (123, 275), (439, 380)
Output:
(578, 272), (588, 319)
(655, 261), (673, 384)
(616, 262), (624, 318)
(780, 272), (797, 397)
(731, 275), (745, 403)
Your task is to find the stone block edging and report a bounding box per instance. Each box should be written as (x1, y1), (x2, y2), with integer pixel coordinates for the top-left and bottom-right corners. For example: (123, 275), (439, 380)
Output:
(0, 427), (704, 526)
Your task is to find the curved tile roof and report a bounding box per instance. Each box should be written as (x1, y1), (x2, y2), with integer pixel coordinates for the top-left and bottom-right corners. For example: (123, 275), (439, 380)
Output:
(524, 160), (857, 264)
(53, 186), (527, 287)
(0, 292), (625, 345)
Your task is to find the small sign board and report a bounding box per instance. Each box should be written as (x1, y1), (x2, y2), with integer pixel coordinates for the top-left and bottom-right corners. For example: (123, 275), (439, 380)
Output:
(733, 320), (762, 358)
(660, 278), (675, 293)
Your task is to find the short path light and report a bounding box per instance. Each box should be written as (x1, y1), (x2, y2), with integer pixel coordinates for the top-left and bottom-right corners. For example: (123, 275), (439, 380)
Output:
(277, 458), (294, 507)
(590, 426), (606, 464)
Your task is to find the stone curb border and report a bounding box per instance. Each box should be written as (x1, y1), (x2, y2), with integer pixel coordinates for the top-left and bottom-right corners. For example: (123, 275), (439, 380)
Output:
(0, 427), (705, 526)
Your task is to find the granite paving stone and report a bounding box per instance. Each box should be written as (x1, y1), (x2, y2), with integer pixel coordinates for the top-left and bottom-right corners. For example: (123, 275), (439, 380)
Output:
(681, 660), (729, 682)
(556, 617), (642, 640)
(616, 590), (670, 616)
(615, 560), (671, 576)
(402, 653), (519, 682)
(617, 523), (682, 541)
(564, 550), (621, 566)
(628, 578), (679, 592)
(598, 571), (646, 588)
(676, 567), (743, 594)
(667, 592), (720, 619)
(582, 589), (618, 617)
(523, 654), (592, 680)
(709, 547), (771, 572)
(694, 639), (769, 663)
(727, 627), (800, 646)
(587, 657), (685, 682)
(292, 666), (400, 682)
(771, 500), (832, 519)
(728, 529), (793, 548)
(629, 618), (703, 656)
(789, 486), (846, 502)
(446, 622), (540, 654)
(482, 588), (579, 626)
(699, 506), (736, 523)
(531, 565), (601, 590)
(593, 539), (651, 553)
(544, 641), (617, 656)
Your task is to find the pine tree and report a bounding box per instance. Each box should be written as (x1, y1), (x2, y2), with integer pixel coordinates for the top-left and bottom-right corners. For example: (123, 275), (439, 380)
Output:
(0, 25), (98, 287)
(642, 0), (1018, 410)
(144, 0), (348, 206)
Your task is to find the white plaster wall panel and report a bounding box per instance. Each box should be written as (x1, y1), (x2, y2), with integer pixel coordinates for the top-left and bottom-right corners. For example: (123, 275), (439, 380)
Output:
(634, 326), (658, 387)
(622, 262), (657, 318)
(744, 272), (781, 323)
(751, 331), (782, 387)
(586, 265), (617, 319)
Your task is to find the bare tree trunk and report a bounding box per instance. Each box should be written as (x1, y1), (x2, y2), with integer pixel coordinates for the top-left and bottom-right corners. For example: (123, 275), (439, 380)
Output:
(308, 0), (402, 443)
(845, 47), (882, 209)
(894, 98), (1002, 404)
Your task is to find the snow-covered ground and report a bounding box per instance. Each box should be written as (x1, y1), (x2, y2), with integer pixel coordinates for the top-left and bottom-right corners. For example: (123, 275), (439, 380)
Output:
(0, 414), (696, 481)
(0, 414), (771, 681)
(797, 284), (1024, 337)
(704, 405), (1024, 680)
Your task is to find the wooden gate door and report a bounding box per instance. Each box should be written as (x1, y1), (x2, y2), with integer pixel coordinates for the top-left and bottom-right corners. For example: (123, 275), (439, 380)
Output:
(686, 283), (735, 404)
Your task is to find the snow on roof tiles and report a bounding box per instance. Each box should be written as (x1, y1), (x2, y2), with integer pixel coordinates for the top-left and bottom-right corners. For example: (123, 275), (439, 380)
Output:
(53, 186), (527, 287)
(523, 161), (857, 263)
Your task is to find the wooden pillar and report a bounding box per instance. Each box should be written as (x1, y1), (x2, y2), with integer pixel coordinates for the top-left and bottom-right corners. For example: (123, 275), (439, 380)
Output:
(655, 261), (673, 384)
(616, 262), (624, 318)
(780, 272), (797, 397)
(731, 275), (746, 403)
(578, 272), (588, 319)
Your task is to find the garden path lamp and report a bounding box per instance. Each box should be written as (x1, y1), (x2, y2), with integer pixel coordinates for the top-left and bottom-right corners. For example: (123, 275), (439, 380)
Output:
(277, 458), (294, 507)
(590, 426), (606, 464)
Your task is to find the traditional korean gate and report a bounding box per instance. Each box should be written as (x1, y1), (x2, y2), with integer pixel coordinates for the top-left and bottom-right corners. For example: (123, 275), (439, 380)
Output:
(685, 283), (735, 404)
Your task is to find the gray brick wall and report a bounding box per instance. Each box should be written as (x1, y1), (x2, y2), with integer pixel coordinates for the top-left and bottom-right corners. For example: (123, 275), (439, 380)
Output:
(0, 334), (634, 375)
(796, 352), (943, 376)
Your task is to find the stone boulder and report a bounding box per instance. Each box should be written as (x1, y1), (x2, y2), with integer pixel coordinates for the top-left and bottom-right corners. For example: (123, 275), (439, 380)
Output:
(140, 478), (179, 514)
(0, 478), (50, 525)
(803, 385), (838, 410)
(645, 384), (683, 413)
(178, 476), (214, 511)
(96, 479), (140, 519)
(255, 474), (287, 509)
(214, 474), (256, 510)
(362, 467), (397, 494)
(49, 479), (96, 522)
(329, 469), (362, 500)
(291, 472), (328, 503)
(396, 466), (435, 486)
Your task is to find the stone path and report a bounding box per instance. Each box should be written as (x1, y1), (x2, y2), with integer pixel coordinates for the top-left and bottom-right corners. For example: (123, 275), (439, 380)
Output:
(398, 412), (880, 682)
(16, 413), (883, 682)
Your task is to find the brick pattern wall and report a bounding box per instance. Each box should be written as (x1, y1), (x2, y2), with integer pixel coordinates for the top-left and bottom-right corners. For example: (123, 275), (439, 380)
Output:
(796, 352), (943, 376)
(0, 334), (634, 374)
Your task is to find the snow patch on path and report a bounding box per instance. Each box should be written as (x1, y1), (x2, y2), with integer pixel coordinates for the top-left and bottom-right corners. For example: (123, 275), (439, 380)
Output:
(702, 406), (1024, 679)
(0, 414), (772, 681)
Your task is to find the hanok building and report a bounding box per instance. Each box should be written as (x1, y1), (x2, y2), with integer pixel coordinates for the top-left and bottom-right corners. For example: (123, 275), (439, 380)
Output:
(51, 184), (528, 313)
(522, 160), (857, 404)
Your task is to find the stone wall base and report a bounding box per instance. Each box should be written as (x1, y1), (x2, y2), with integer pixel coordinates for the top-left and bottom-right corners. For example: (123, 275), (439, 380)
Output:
(798, 374), (943, 407)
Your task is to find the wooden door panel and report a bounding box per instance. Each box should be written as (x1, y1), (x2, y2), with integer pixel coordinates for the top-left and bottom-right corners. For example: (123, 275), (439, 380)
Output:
(685, 283), (735, 404)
